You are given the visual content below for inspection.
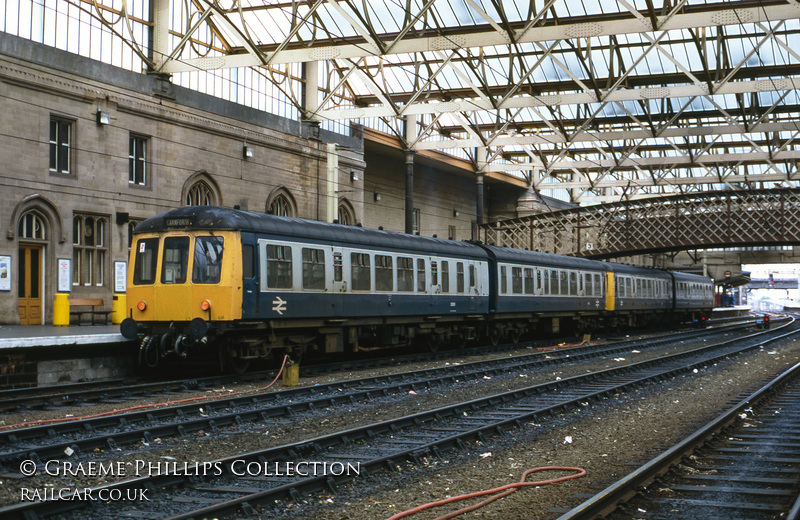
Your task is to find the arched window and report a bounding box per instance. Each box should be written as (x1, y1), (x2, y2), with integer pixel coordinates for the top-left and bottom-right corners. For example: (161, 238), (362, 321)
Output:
(18, 211), (46, 240)
(269, 194), (293, 216)
(337, 200), (356, 226)
(186, 181), (215, 206)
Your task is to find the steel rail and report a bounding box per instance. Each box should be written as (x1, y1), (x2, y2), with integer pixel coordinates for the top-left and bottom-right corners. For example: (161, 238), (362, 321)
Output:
(556, 350), (800, 519)
(0, 323), (756, 466)
(1, 319), (794, 520)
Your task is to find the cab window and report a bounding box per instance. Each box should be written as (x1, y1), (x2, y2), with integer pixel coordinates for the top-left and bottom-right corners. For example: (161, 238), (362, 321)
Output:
(193, 236), (224, 284)
(161, 236), (190, 284)
(133, 237), (158, 285)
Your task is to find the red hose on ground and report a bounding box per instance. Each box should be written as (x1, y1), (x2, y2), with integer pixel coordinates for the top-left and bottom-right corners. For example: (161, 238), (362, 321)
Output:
(537, 339), (587, 351)
(385, 466), (586, 520)
(0, 355), (290, 431)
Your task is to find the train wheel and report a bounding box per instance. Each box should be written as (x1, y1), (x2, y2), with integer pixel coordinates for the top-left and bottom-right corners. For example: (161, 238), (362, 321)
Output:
(489, 328), (501, 347)
(427, 335), (444, 353)
(509, 328), (520, 344)
(228, 357), (250, 375)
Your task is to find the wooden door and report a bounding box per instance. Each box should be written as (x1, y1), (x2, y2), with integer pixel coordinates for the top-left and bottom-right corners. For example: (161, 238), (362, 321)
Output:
(18, 245), (43, 325)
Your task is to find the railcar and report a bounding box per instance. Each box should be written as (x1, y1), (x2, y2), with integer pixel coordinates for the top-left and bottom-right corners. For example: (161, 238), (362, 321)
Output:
(120, 206), (714, 371)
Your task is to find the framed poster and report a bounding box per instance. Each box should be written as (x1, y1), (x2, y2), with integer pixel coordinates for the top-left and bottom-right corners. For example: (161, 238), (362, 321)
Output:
(115, 261), (127, 293)
(58, 258), (71, 292)
(0, 255), (10, 291)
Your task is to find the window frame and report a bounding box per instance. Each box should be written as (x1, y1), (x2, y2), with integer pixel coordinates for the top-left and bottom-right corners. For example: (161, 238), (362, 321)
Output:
(72, 214), (109, 287)
(128, 133), (149, 186)
(49, 117), (73, 175)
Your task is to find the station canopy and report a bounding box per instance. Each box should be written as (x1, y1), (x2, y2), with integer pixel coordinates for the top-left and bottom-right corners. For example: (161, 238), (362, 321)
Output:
(28, 0), (800, 205)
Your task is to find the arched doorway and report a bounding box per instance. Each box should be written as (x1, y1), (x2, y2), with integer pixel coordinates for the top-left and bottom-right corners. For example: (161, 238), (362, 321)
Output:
(17, 211), (47, 325)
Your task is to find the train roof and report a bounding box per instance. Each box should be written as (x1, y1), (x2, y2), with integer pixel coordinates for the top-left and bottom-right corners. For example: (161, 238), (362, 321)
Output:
(135, 206), (490, 259)
(481, 244), (615, 271)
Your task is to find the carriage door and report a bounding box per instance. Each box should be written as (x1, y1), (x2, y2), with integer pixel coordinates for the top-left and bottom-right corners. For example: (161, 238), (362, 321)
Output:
(18, 245), (43, 325)
(331, 248), (346, 294)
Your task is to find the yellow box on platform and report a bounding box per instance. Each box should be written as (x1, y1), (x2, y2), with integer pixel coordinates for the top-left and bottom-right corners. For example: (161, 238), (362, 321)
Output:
(53, 293), (69, 326)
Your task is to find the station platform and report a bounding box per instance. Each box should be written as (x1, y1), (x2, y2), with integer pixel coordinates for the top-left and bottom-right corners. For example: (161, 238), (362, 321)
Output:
(711, 305), (752, 318)
(0, 323), (129, 350)
(0, 324), (136, 389)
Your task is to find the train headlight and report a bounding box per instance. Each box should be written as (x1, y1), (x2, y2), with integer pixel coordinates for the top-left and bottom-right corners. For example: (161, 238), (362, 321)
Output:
(137, 300), (147, 311)
(200, 299), (211, 311)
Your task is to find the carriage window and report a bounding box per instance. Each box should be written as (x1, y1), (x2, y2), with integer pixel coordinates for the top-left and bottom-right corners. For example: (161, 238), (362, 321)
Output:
(441, 261), (450, 293)
(302, 247), (325, 290)
(584, 274), (592, 296)
(242, 244), (255, 279)
(267, 244), (293, 289)
(560, 271), (569, 295)
(550, 270), (559, 295)
(625, 277), (632, 297)
(161, 236), (190, 284)
(594, 274), (602, 296)
(524, 268), (534, 294)
(535, 269), (542, 294)
(512, 267), (523, 294)
(431, 261), (439, 287)
(375, 255), (393, 292)
(333, 252), (343, 282)
(417, 258), (426, 292)
(635, 279), (642, 296)
(456, 262), (464, 293)
(398, 257), (414, 292)
(193, 236), (224, 284)
(500, 265), (508, 294)
(351, 253), (371, 291)
(133, 238), (159, 285)
(469, 265), (475, 289)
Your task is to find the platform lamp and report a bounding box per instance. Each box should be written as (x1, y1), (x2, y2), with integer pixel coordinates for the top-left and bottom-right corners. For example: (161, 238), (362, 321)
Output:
(96, 108), (110, 125)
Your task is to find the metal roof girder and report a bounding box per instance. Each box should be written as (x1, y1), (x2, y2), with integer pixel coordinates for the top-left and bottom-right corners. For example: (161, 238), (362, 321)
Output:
(157, 3), (800, 73)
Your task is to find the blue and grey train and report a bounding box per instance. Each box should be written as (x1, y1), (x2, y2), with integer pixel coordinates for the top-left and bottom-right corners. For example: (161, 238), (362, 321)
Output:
(120, 206), (714, 370)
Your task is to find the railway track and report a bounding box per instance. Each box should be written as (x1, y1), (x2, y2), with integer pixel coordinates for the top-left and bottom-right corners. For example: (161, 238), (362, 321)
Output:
(1, 318), (795, 519)
(0, 318), (758, 414)
(0, 323), (760, 468)
(558, 349), (800, 520)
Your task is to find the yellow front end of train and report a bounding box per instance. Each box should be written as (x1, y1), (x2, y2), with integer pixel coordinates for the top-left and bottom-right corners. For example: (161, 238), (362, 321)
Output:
(125, 230), (243, 324)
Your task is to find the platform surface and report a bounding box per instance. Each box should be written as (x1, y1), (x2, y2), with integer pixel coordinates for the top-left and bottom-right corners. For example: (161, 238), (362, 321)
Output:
(0, 324), (128, 349)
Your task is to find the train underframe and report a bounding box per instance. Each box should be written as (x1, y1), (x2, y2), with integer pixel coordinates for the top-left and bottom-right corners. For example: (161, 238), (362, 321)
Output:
(129, 308), (709, 373)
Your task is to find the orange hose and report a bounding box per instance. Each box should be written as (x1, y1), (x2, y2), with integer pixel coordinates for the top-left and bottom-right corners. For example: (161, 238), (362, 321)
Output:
(385, 466), (586, 520)
(0, 355), (290, 431)
(537, 339), (587, 351)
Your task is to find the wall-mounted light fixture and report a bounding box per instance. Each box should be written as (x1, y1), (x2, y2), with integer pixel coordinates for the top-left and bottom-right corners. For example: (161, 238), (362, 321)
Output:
(96, 109), (110, 126)
(453, 209), (460, 217)
(350, 169), (359, 182)
(374, 192), (382, 202)
(243, 145), (254, 158)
